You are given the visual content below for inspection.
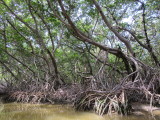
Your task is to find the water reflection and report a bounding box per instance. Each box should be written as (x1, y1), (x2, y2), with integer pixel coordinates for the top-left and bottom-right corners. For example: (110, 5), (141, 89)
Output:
(0, 103), (159, 120)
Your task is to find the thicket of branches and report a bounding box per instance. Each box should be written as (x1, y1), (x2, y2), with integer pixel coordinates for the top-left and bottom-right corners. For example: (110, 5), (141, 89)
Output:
(0, 0), (160, 115)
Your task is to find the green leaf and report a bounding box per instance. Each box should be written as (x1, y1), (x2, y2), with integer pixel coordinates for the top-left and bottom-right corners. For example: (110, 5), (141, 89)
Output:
(137, 35), (145, 39)
(4, 0), (11, 5)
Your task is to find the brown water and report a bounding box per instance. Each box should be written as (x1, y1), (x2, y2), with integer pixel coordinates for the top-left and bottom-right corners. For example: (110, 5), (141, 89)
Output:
(0, 103), (160, 120)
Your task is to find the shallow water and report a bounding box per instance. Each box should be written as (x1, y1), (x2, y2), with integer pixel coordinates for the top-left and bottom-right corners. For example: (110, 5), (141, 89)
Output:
(0, 103), (160, 120)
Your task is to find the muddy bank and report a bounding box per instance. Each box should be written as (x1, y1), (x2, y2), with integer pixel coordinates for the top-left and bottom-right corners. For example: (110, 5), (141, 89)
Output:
(132, 103), (160, 112)
(131, 103), (160, 116)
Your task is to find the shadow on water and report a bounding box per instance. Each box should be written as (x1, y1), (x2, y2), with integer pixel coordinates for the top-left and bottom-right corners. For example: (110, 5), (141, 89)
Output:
(0, 102), (160, 120)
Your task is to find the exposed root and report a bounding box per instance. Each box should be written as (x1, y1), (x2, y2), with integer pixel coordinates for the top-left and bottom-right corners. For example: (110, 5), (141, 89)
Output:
(74, 66), (160, 115)
(74, 89), (131, 115)
(5, 83), (82, 104)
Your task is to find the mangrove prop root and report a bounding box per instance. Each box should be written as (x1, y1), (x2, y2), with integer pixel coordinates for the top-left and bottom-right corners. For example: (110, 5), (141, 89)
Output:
(74, 68), (160, 115)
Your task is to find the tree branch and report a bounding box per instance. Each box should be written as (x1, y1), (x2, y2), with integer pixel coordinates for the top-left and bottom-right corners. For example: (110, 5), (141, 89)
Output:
(92, 0), (135, 56)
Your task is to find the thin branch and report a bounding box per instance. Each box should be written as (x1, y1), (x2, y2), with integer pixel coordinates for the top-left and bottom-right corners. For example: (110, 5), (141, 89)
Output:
(92, 0), (134, 56)
(0, 60), (19, 81)
(140, 2), (160, 66)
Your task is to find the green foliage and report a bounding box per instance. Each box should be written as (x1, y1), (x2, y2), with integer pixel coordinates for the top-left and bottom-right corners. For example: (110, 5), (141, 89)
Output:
(136, 35), (145, 39)
(4, 0), (12, 5)
(0, 0), (159, 87)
